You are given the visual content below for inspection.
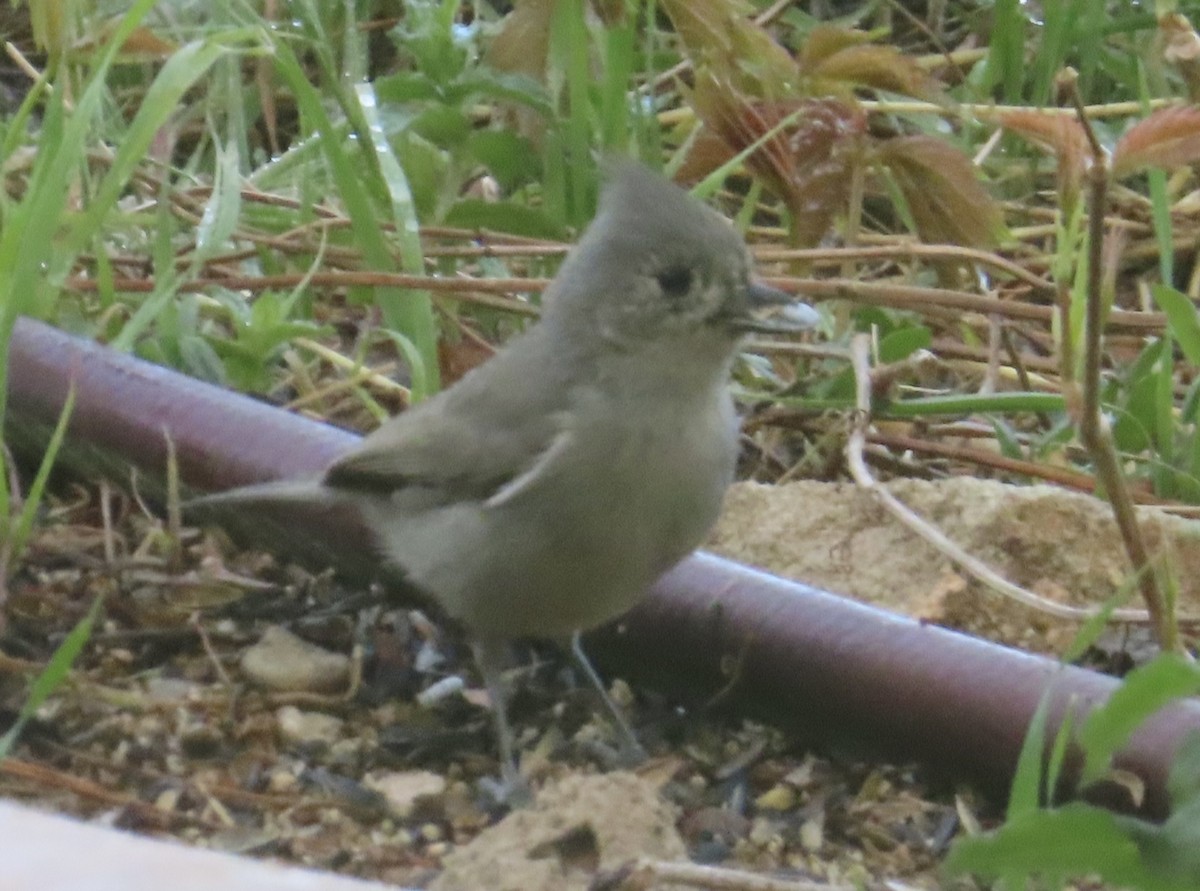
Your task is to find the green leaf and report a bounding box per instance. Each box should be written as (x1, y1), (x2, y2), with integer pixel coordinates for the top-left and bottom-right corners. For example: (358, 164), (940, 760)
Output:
(990, 417), (1024, 462)
(1044, 705), (1076, 810)
(982, 0), (1026, 102)
(1079, 653), (1200, 784)
(452, 69), (552, 115)
(393, 132), (452, 221)
(1118, 800), (1200, 891)
(411, 104), (472, 148)
(443, 199), (568, 240)
(390, 0), (471, 88)
(466, 131), (540, 189)
(549, 0), (599, 226)
(1115, 337), (1164, 430)
(1155, 331), (1177, 496)
(878, 325), (932, 363)
(1061, 583), (1136, 664)
(1112, 372), (1155, 454)
(947, 804), (1162, 889)
(1151, 285), (1200, 366)
(179, 335), (229, 386)
(374, 71), (442, 104)
(598, 16), (634, 150)
(354, 79), (439, 401)
(1168, 731), (1200, 809)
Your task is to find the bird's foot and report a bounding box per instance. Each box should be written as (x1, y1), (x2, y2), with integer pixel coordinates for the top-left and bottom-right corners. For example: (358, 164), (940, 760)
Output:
(478, 765), (533, 810)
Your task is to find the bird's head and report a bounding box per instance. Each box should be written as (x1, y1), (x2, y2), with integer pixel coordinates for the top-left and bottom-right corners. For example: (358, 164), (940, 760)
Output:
(543, 163), (818, 353)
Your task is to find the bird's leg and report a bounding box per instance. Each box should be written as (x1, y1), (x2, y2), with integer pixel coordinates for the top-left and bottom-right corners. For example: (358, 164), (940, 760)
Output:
(569, 630), (647, 765)
(471, 639), (531, 805)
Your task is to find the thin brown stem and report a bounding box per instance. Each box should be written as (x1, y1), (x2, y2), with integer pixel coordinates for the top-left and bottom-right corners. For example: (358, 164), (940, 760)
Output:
(1071, 90), (1177, 651)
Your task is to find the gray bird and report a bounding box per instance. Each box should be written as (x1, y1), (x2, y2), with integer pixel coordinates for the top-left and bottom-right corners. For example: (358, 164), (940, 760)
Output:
(188, 162), (818, 797)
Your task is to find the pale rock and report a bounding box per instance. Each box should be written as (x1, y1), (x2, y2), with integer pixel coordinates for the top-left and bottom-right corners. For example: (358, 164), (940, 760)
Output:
(240, 626), (349, 693)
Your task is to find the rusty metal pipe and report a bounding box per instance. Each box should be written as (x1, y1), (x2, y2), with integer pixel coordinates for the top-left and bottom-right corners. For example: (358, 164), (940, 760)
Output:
(6, 316), (1199, 819)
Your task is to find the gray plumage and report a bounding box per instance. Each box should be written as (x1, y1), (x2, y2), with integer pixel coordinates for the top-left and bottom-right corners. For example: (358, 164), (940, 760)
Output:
(188, 162), (817, 796)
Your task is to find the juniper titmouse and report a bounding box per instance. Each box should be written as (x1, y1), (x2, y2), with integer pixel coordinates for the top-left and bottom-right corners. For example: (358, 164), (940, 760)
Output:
(189, 163), (818, 797)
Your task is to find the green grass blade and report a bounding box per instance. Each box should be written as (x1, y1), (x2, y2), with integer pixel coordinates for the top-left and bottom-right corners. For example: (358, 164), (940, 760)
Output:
(1007, 687), (1055, 820)
(600, 19), (635, 151)
(0, 0), (159, 522)
(551, 0), (598, 225)
(192, 133), (245, 271)
(0, 594), (104, 758)
(880, 391), (1067, 417)
(54, 35), (248, 279)
(6, 385), (76, 561)
(272, 39), (440, 394)
(354, 82), (435, 401)
(984, 0), (1027, 103)
(1030, 0), (1075, 106)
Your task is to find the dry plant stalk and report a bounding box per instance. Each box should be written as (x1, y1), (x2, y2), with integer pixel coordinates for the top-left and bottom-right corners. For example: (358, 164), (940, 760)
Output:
(1063, 85), (1177, 652)
(846, 333), (1187, 626)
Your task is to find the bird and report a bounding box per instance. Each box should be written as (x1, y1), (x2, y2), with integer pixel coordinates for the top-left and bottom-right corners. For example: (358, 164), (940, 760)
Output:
(187, 161), (818, 799)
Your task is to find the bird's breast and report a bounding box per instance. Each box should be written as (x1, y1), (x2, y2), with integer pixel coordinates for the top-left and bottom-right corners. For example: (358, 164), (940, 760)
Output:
(381, 383), (740, 640)
(491, 384), (738, 634)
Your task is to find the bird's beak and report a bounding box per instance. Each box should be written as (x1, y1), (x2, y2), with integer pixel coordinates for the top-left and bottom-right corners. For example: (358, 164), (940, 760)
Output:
(736, 281), (820, 334)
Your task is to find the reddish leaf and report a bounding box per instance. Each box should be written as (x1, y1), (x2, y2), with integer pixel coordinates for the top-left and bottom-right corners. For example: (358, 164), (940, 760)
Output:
(674, 130), (737, 183)
(660, 0), (738, 54)
(998, 110), (1090, 160)
(660, 0), (799, 98)
(115, 25), (178, 57)
(1161, 13), (1200, 103)
(777, 100), (867, 246)
(691, 75), (865, 245)
(439, 335), (495, 387)
(71, 21), (178, 59)
(691, 69), (798, 191)
(487, 0), (626, 81)
(879, 136), (1005, 248)
(809, 43), (940, 101)
(1113, 105), (1200, 178)
(998, 110), (1089, 211)
(796, 25), (872, 73)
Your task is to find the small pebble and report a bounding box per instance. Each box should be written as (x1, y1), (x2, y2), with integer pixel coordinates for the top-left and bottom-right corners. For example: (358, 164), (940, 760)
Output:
(364, 770), (448, 820)
(267, 769), (298, 793)
(241, 626), (349, 694)
(276, 706), (343, 746)
(154, 787), (180, 812)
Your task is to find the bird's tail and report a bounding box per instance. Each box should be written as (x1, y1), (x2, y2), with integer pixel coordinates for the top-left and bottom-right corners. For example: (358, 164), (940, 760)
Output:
(185, 477), (328, 515)
(185, 477), (389, 585)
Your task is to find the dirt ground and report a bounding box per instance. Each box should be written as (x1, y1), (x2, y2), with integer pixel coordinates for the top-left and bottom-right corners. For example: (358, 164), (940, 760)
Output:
(712, 477), (1200, 655)
(4, 475), (1186, 889)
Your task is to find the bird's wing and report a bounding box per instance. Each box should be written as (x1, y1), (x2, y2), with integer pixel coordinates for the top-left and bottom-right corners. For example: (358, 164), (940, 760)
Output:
(324, 335), (575, 505)
(325, 403), (568, 505)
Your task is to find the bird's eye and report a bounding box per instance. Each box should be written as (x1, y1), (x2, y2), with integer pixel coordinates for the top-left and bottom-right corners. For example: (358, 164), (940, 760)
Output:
(656, 266), (693, 298)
